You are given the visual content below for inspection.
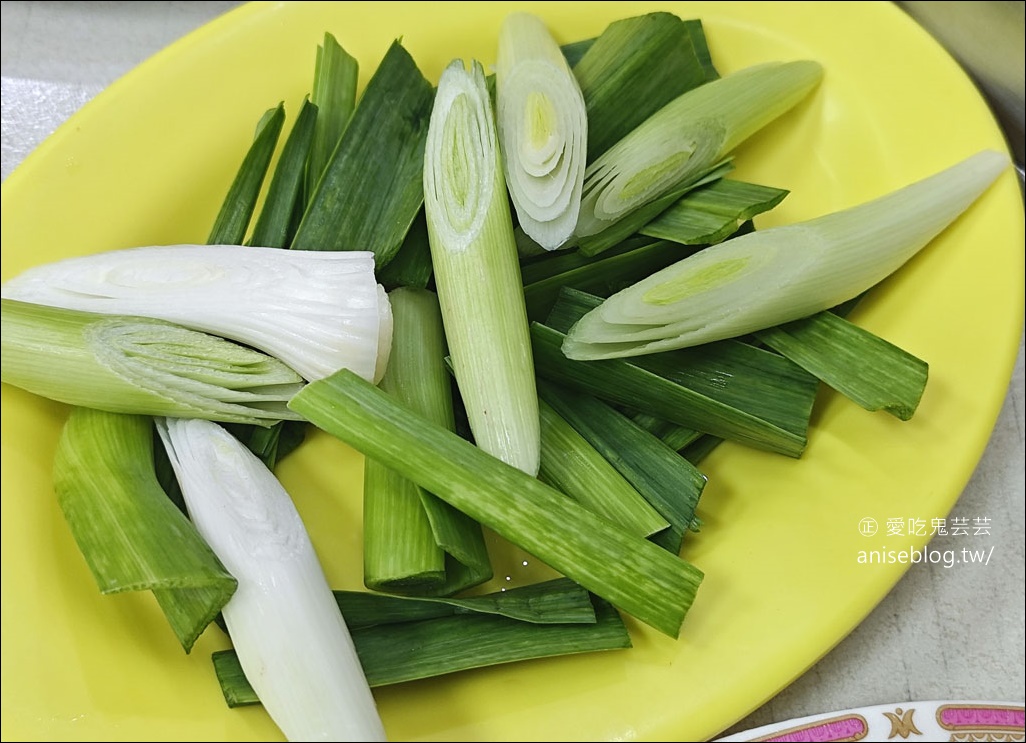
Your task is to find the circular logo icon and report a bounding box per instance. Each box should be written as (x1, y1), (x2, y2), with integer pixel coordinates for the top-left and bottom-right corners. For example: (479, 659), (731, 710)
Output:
(858, 517), (878, 537)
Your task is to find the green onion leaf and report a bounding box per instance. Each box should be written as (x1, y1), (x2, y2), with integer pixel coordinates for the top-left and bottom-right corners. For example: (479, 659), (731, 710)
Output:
(53, 409), (236, 652)
(306, 32), (359, 203)
(538, 380), (705, 554)
(289, 369), (703, 638)
(535, 288), (818, 457)
(376, 207), (434, 290)
(539, 397), (670, 538)
(213, 102), (315, 466)
(640, 178), (788, 245)
(532, 321), (808, 457)
(755, 310), (929, 420)
(629, 411), (703, 452)
(573, 12), (709, 161)
(208, 104), (285, 245)
(336, 577), (597, 629)
(292, 40), (434, 269)
(559, 38), (594, 69)
(681, 435), (724, 466)
(212, 594), (630, 703)
(249, 98), (318, 249)
(683, 19), (720, 82)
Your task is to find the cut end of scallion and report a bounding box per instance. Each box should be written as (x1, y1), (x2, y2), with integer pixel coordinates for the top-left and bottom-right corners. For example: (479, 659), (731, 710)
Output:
(0, 298), (305, 426)
(563, 149), (1009, 360)
(573, 60), (823, 243)
(423, 58), (541, 476)
(496, 12), (587, 250)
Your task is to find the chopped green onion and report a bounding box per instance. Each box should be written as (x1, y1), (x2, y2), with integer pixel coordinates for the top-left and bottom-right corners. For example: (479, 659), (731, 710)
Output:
(0, 245), (391, 383)
(376, 208), (434, 290)
(538, 397), (670, 538)
(575, 158), (736, 257)
(629, 412), (703, 452)
(249, 98), (318, 249)
(423, 59), (541, 475)
(755, 310), (929, 420)
(53, 409), (236, 652)
(572, 12), (709, 160)
(496, 12), (587, 249)
(363, 459), (444, 590)
(559, 38), (595, 69)
(532, 322), (807, 457)
(306, 32), (359, 203)
(334, 597), (631, 688)
(212, 594), (630, 703)
(364, 287), (491, 595)
(289, 369), (704, 638)
(573, 61), (823, 244)
(535, 288), (818, 457)
(336, 577), (597, 628)
(683, 18), (720, 82)
(208, 104), (285, 245)
(564, 150), (1008, 359)
(681, 435), (724, 466)
(538, 379), (705, 554)
(0, 299), (304, 426)
(292, 40), (434, 269)
(156, 417), (386, 742)
(215, 578), (604, 706)
(640, 178), (788, 245)
(225, 417), (306, 471)
(209, 102), (319, 466)
(522, 237), (693, 321)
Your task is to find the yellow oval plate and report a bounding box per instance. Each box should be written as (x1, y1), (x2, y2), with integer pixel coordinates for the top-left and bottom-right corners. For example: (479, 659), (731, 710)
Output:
(1, 2), (1023, 741)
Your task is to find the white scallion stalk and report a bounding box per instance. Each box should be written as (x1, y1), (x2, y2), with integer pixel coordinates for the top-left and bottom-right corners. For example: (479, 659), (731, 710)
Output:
(0, 245), (392, 383)
(156, 417), (386, 742)
(423, 59), (541, 475)
(562, 150), (1009, 360)
(496, 12), (587, 250)
(574, 61), (823, 240)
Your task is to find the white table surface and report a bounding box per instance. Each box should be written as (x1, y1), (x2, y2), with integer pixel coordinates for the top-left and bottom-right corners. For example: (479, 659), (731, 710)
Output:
(2, 2), (1023, 740)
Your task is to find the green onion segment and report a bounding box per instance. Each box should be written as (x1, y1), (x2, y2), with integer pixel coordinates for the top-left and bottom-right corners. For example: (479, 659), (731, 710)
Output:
(563, 150), (1009, 359)
(305, 32), (359, 202)
(289, 369), (704, 638)
(212, 592), (629, 703)
(364, 287), (492, 595)
(496, 12), (587, 249)
(756, 310), (929, 420)
(157, 417), (386, 742)
(0, 245), (392, 383)
(423, 59), (541, 475)
(53, 408), (236, 652)
(573, 60), (823, 248)
(0, 299), (304, 426)
(292, 40), (434, 269)
(207, 104), (285, 245)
